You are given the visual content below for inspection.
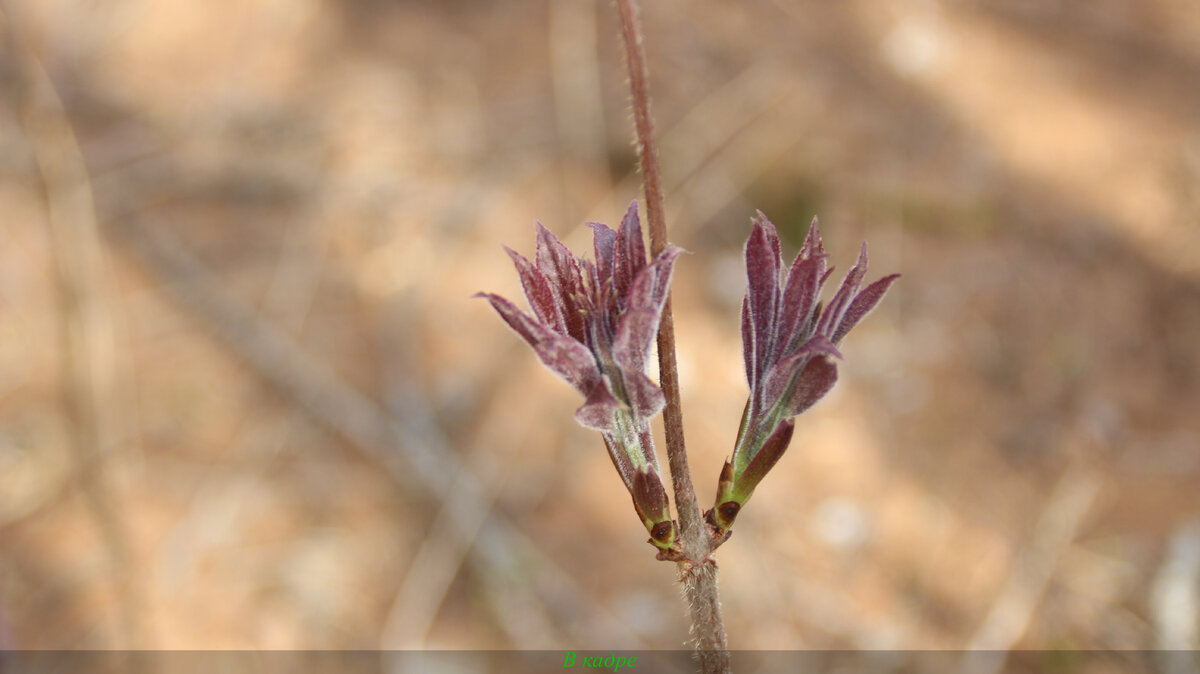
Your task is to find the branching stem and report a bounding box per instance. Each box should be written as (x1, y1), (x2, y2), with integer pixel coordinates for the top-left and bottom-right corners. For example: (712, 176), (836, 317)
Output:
(614, 1), (730, 669)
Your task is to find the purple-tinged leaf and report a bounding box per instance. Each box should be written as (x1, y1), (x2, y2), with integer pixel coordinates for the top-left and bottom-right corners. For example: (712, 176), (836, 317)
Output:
(612, 247), (682, 376)
(781, 354), (839, 418)
(832, 273), (900, 345)
(621, 370), (667, 422)
(480, 208), (695, 549)
(613, 201), (646, 302)
(601, 434), (637, 490)
(815, 243), (869, 339)
(535, 221), (589, 343)
(632, 467), (670, 525)
(632, 468), (677, 550)
(710, 417), (795, 531)
(800, 217), (824, 257)
(761, 335), (842, 412)
(574, 377), (623, 432)
(717, 211), (898, 536)
(745, 218), (781, 404)
(647, 246), (684, 302)
(776, 252), (827, 355)
(731, 419), (795, 503)
(474, 292), (543, 347)
(504, 246), (563, 333)
(636, 427), (660, 469)
(580, 257), (599, 300)
(476, 293), (601, 395)
(587, 221), (617, 287)
(741, 295), (753, 388)
(533, 221), (577, 286)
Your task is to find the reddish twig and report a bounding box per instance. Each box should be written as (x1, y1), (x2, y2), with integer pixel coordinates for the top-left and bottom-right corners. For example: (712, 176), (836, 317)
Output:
(614, 1), (729, 670)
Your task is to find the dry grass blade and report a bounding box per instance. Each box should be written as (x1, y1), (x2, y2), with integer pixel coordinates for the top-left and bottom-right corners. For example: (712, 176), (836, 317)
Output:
(381, 465), (505, 648)
(963, 466), (1101, 674)
(3, 6), (146, 657)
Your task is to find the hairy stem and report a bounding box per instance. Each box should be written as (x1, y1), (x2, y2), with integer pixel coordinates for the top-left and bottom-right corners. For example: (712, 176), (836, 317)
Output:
(683, 561), (732, 672)
(613, 0), (700, 546)
(614, 0), (729, 669)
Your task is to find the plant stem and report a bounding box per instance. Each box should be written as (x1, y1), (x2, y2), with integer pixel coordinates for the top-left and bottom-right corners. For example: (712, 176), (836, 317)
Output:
(613, 0), (700, 546)
(614, 0), (730, 669)
(683, 560), (733, 673)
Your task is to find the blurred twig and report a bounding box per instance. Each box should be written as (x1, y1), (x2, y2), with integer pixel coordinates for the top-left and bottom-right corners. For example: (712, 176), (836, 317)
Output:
(380, 456), (508, 648)
(963, 466), (1100, 674)
(157, 212), (328, 622)
(615, 0), (700, 544)
(105, 215), (645, 646)
(263, 211), (330, 333)
(379, 293), (524, 647)
(2, 5), (146, 656)
(1152, 522), (1200, 674)
(550, 0), (606, 167)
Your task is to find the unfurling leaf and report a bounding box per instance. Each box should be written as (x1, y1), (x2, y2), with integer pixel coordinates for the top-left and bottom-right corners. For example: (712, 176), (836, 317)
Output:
(478, 202), (683, 555)
(711, 213), (898, 537)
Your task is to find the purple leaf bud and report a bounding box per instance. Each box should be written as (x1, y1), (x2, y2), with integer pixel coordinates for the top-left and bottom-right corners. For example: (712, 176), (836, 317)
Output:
(712, 212), (898, 536)
(478, 202), (684, 554)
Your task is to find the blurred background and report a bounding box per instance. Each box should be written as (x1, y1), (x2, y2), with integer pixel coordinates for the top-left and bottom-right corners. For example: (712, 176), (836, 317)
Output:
(1, 0), (1199, 656)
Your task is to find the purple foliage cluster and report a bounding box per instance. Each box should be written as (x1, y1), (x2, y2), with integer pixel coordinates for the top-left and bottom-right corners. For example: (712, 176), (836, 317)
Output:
(707, 214), (899, 534)
(476, 202), (683, 553)
(479, 203), (897, 552)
